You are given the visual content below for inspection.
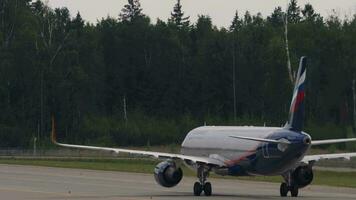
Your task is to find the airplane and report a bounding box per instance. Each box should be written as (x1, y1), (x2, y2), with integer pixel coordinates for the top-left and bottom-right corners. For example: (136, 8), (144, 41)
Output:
(51, 56), (356, 197)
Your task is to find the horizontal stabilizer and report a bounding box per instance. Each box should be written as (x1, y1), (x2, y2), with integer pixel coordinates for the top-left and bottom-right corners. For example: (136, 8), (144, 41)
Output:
(229, 136), (291, 144)
(312, 138), (356, 145)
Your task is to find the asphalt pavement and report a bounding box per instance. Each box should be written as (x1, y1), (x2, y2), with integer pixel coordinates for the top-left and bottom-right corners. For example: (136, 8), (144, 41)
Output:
(0, 164), (356, 200)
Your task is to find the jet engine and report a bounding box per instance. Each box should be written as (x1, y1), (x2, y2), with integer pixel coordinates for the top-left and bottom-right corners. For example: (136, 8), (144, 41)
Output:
(292, 166), (314, 188)
(154, 160), (183, 187)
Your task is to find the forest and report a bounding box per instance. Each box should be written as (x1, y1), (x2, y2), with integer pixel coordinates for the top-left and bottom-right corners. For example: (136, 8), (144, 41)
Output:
(0, 0), (355, 148)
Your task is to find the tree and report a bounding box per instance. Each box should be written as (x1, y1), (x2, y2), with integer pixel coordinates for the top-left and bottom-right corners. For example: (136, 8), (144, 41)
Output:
(229, 11), (242, 121)
(119, 0), (144, 22)
(0, 0), (39, 147)
(0, 0), (355, 148)
(31, 1), (71, 144)
(71, 12), (84, 31)
(230, 11), (242, 31)
(267, 7), (284, 26)
(243, 11), (252, 25)
(195, 15), (213, 38)
(0, 0), (17, 48)
(302, 3), (322, 22)
(287, 0), (301, 23)
(169, 0), (189, 27)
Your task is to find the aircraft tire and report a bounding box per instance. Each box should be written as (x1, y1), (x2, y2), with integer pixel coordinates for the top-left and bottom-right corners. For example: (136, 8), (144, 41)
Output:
(280, 182), (288, 197)
(194, 182), (202, 196)
(203, 182), (212, 196)
(290, 185), (299, 197)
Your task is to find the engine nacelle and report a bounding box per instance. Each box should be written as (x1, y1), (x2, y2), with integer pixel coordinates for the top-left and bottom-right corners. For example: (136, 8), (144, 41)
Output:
(292, 166), (314, 188)
(154, 160), (183, 188)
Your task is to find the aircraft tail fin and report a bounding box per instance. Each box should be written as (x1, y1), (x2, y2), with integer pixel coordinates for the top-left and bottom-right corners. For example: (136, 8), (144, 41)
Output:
(286, 56), (307, 132)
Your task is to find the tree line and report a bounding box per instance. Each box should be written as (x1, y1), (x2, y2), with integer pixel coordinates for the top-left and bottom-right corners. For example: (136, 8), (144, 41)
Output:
(0, 0), (355, 148)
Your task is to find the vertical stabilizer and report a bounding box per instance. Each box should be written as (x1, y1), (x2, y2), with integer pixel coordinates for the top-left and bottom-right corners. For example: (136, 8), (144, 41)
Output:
(286, 57), (307, 132)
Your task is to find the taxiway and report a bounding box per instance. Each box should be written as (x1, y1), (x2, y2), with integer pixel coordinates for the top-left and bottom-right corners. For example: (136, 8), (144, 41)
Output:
(0, 164), (355, 200)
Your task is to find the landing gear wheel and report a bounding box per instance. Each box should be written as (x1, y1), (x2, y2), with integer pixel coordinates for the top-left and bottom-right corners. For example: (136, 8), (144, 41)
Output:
(280, 182), (288, 197)
(195, 166), (212, 196)
(290, 185), (299, 197)
(203, 182), (212, 196)
(194, 182), (202, 196)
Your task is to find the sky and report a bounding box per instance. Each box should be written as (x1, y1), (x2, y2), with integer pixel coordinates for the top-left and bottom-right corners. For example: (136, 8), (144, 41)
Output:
(44, 0), (356, 28)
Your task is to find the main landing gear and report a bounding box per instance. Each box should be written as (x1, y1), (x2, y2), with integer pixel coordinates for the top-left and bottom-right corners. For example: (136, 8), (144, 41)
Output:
(280, 171), (299, 197)
(193, 166), (212, 196)
(280, 182), (298, 197)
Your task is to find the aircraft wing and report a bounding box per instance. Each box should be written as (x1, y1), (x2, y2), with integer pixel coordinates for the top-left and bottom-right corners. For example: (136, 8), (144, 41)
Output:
(51, 120), (225, 167)
(312, 138), (356, 145)
(303, 137), (356, 163)
(302, 152), (356, 163)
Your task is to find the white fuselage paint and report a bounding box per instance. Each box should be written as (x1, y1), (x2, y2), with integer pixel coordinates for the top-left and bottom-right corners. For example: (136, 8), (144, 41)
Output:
(181, 126), (280, 160)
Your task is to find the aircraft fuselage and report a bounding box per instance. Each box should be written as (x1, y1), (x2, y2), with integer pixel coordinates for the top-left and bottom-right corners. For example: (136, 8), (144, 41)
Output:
(181, 126), (311, 176)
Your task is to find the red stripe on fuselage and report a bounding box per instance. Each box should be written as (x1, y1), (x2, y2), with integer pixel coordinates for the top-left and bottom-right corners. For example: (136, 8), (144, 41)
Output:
(224, 149), (257, 167)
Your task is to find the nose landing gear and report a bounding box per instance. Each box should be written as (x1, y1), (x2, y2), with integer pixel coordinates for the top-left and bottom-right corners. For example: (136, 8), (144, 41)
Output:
(193, 166), (212, 196)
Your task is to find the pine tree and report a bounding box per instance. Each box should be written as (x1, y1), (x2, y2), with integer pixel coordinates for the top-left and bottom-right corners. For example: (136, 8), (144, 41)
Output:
(230, 11), (242, 31)
(169, 0), (189, 27)
(287, 0), (301, 23)
(244, 11), (252, 25)
(267, 7), (284, 26)
(302, 3), (321, 22)
(119, 0), (143, 22)
(72, 12), (84, 27)
(71, 12), (84, 36)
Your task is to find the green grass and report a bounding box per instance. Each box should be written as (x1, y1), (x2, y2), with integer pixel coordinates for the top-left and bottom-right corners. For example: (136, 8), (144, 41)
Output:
(312, 171), (356, 188)
(1, 157), (356, 188)
(0, 158), (159, 174)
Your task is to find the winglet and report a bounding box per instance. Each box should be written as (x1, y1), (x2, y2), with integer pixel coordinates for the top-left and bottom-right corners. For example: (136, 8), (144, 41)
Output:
(51, 116), (57, 144)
